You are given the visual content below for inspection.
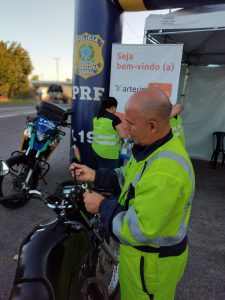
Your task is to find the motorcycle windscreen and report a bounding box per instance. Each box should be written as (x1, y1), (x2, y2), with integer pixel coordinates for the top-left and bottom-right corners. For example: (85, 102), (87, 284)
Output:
(32, 116), (58, 151)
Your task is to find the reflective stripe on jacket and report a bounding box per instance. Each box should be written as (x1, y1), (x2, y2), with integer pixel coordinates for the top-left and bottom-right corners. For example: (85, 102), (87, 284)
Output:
(170, 116), (186, 147)
(92, 116), (120, 159)
(112, 136), (195, 247)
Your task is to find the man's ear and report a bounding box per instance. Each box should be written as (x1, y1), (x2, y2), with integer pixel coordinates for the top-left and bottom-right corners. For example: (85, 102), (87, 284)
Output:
(148, 119), (157, 133)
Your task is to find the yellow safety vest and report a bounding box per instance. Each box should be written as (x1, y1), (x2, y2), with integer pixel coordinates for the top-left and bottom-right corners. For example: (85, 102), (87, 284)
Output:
(92, 117), (120, 159)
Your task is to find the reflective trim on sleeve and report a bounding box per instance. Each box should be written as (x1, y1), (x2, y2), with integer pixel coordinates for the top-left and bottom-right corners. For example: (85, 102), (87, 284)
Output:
(112, 211), (130, 245)
(158, 151), (194, 182)
(174, 132), (181, 136)
(93, 133), (119, 139)
(172, 125), (178, 129)
(114, 167), (126, 189)
(93, 140), (120, 146)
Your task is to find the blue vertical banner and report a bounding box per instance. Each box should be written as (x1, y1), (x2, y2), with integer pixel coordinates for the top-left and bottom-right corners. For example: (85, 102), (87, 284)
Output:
(71, 0), (123, 168)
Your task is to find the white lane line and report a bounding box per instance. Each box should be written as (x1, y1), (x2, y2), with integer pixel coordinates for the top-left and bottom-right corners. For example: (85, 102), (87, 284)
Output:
(0, 114), (18, 118)
(0, 111), (35, 118)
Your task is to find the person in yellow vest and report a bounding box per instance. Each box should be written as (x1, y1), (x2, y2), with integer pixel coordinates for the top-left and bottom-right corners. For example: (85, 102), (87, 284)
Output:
(170, 103), (186, 147)
(92, 97), (127, 170)
(70, 87), (195, 300)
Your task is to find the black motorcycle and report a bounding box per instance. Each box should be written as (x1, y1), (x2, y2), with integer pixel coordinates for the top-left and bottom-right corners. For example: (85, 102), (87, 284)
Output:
(0, 101), (72, 209)
(0, 160), (119, 300)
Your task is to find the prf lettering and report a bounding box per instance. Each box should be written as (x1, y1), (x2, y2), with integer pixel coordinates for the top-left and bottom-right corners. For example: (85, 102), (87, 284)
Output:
(72, 86), (104, 100)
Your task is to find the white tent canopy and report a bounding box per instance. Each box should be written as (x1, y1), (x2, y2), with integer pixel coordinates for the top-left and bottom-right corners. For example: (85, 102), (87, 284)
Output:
(144, 5), (225, 65)
(144, 5), (225, 161)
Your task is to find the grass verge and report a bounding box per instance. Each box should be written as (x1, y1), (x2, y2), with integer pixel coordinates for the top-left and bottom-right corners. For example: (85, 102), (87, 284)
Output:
(0, 99), (38, 106)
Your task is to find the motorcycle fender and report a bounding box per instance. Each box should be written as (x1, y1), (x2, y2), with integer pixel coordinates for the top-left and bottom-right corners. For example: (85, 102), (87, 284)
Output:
(19, 130), (26, 152)
(9, 281), (54, 300)
(11, 218), (89, 300)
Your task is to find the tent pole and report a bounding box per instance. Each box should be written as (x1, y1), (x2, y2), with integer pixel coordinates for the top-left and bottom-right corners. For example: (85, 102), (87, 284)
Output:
(180, 64), (190, 105)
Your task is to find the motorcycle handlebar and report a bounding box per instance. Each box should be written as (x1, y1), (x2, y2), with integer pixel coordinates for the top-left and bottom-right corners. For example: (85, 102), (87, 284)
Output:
(28, 190), (47, 203)
(58, 130), (66, 136)
(28, 189), (74, 210)
(17, 188), (118, 264)
(26, 115), (37, 122)
(59, 121), (71, 128)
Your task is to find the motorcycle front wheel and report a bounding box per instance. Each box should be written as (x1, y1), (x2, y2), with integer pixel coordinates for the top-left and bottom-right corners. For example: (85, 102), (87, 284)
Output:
(86, 237), (120, 300)
(0, 154), (39, 209)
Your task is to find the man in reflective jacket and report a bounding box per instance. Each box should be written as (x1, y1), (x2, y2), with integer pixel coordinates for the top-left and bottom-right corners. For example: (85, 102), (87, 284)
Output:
(70, 87), (195, 300)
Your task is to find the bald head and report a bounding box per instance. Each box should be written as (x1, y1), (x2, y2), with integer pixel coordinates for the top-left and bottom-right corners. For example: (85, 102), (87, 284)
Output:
(125, 87), (172, 146)
(126, 87), (172, 123)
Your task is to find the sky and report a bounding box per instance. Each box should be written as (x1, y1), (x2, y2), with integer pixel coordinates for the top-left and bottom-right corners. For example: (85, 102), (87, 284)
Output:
(0, 0), (169, 81)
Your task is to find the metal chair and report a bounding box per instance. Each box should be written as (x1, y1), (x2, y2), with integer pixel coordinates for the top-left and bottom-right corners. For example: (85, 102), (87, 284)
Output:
(210, 131), (225, 168)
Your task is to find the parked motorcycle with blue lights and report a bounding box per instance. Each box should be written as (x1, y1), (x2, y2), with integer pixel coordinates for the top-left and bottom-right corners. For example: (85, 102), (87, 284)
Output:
(0, 157), (119, 300)
(0, 101), (72, 209)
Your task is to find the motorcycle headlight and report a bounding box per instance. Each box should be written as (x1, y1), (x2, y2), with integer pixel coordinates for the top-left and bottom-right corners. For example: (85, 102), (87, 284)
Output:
(36, 130), (47, 142)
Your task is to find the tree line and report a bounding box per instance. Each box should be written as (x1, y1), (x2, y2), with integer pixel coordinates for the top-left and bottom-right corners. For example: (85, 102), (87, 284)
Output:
(0, 41), (33, 98)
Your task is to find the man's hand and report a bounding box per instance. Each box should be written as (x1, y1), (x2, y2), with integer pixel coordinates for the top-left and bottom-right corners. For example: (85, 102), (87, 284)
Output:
(83, 191), (105, 214)
(69, 163), (96, 182)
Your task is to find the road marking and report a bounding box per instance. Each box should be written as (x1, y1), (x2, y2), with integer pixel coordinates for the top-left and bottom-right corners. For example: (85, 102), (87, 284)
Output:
(0, 111), (35, 118)
(0, 114), (18, 118)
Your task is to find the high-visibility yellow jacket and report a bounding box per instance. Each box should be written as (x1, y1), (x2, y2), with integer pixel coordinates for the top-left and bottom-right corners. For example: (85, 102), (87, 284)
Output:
(112, 135), (194, 247)
(170, 116), (186, 147)
(92, 117), (120, 159)
(98, 133), (195, 299)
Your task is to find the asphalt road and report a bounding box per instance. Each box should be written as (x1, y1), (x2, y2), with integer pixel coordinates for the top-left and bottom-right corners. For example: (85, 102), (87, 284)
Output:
(0, 104), (72, 300)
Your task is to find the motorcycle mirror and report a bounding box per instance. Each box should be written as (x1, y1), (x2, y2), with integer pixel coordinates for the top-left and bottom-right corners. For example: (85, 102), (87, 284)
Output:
(0, 161), (9, 176)
(65, 109), (75, 116)
(60, 109), (75, 123)
(70, 145), (81, 164)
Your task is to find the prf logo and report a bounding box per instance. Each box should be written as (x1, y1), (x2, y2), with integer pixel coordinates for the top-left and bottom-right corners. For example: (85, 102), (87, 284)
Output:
(74, 32), (105, 79)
